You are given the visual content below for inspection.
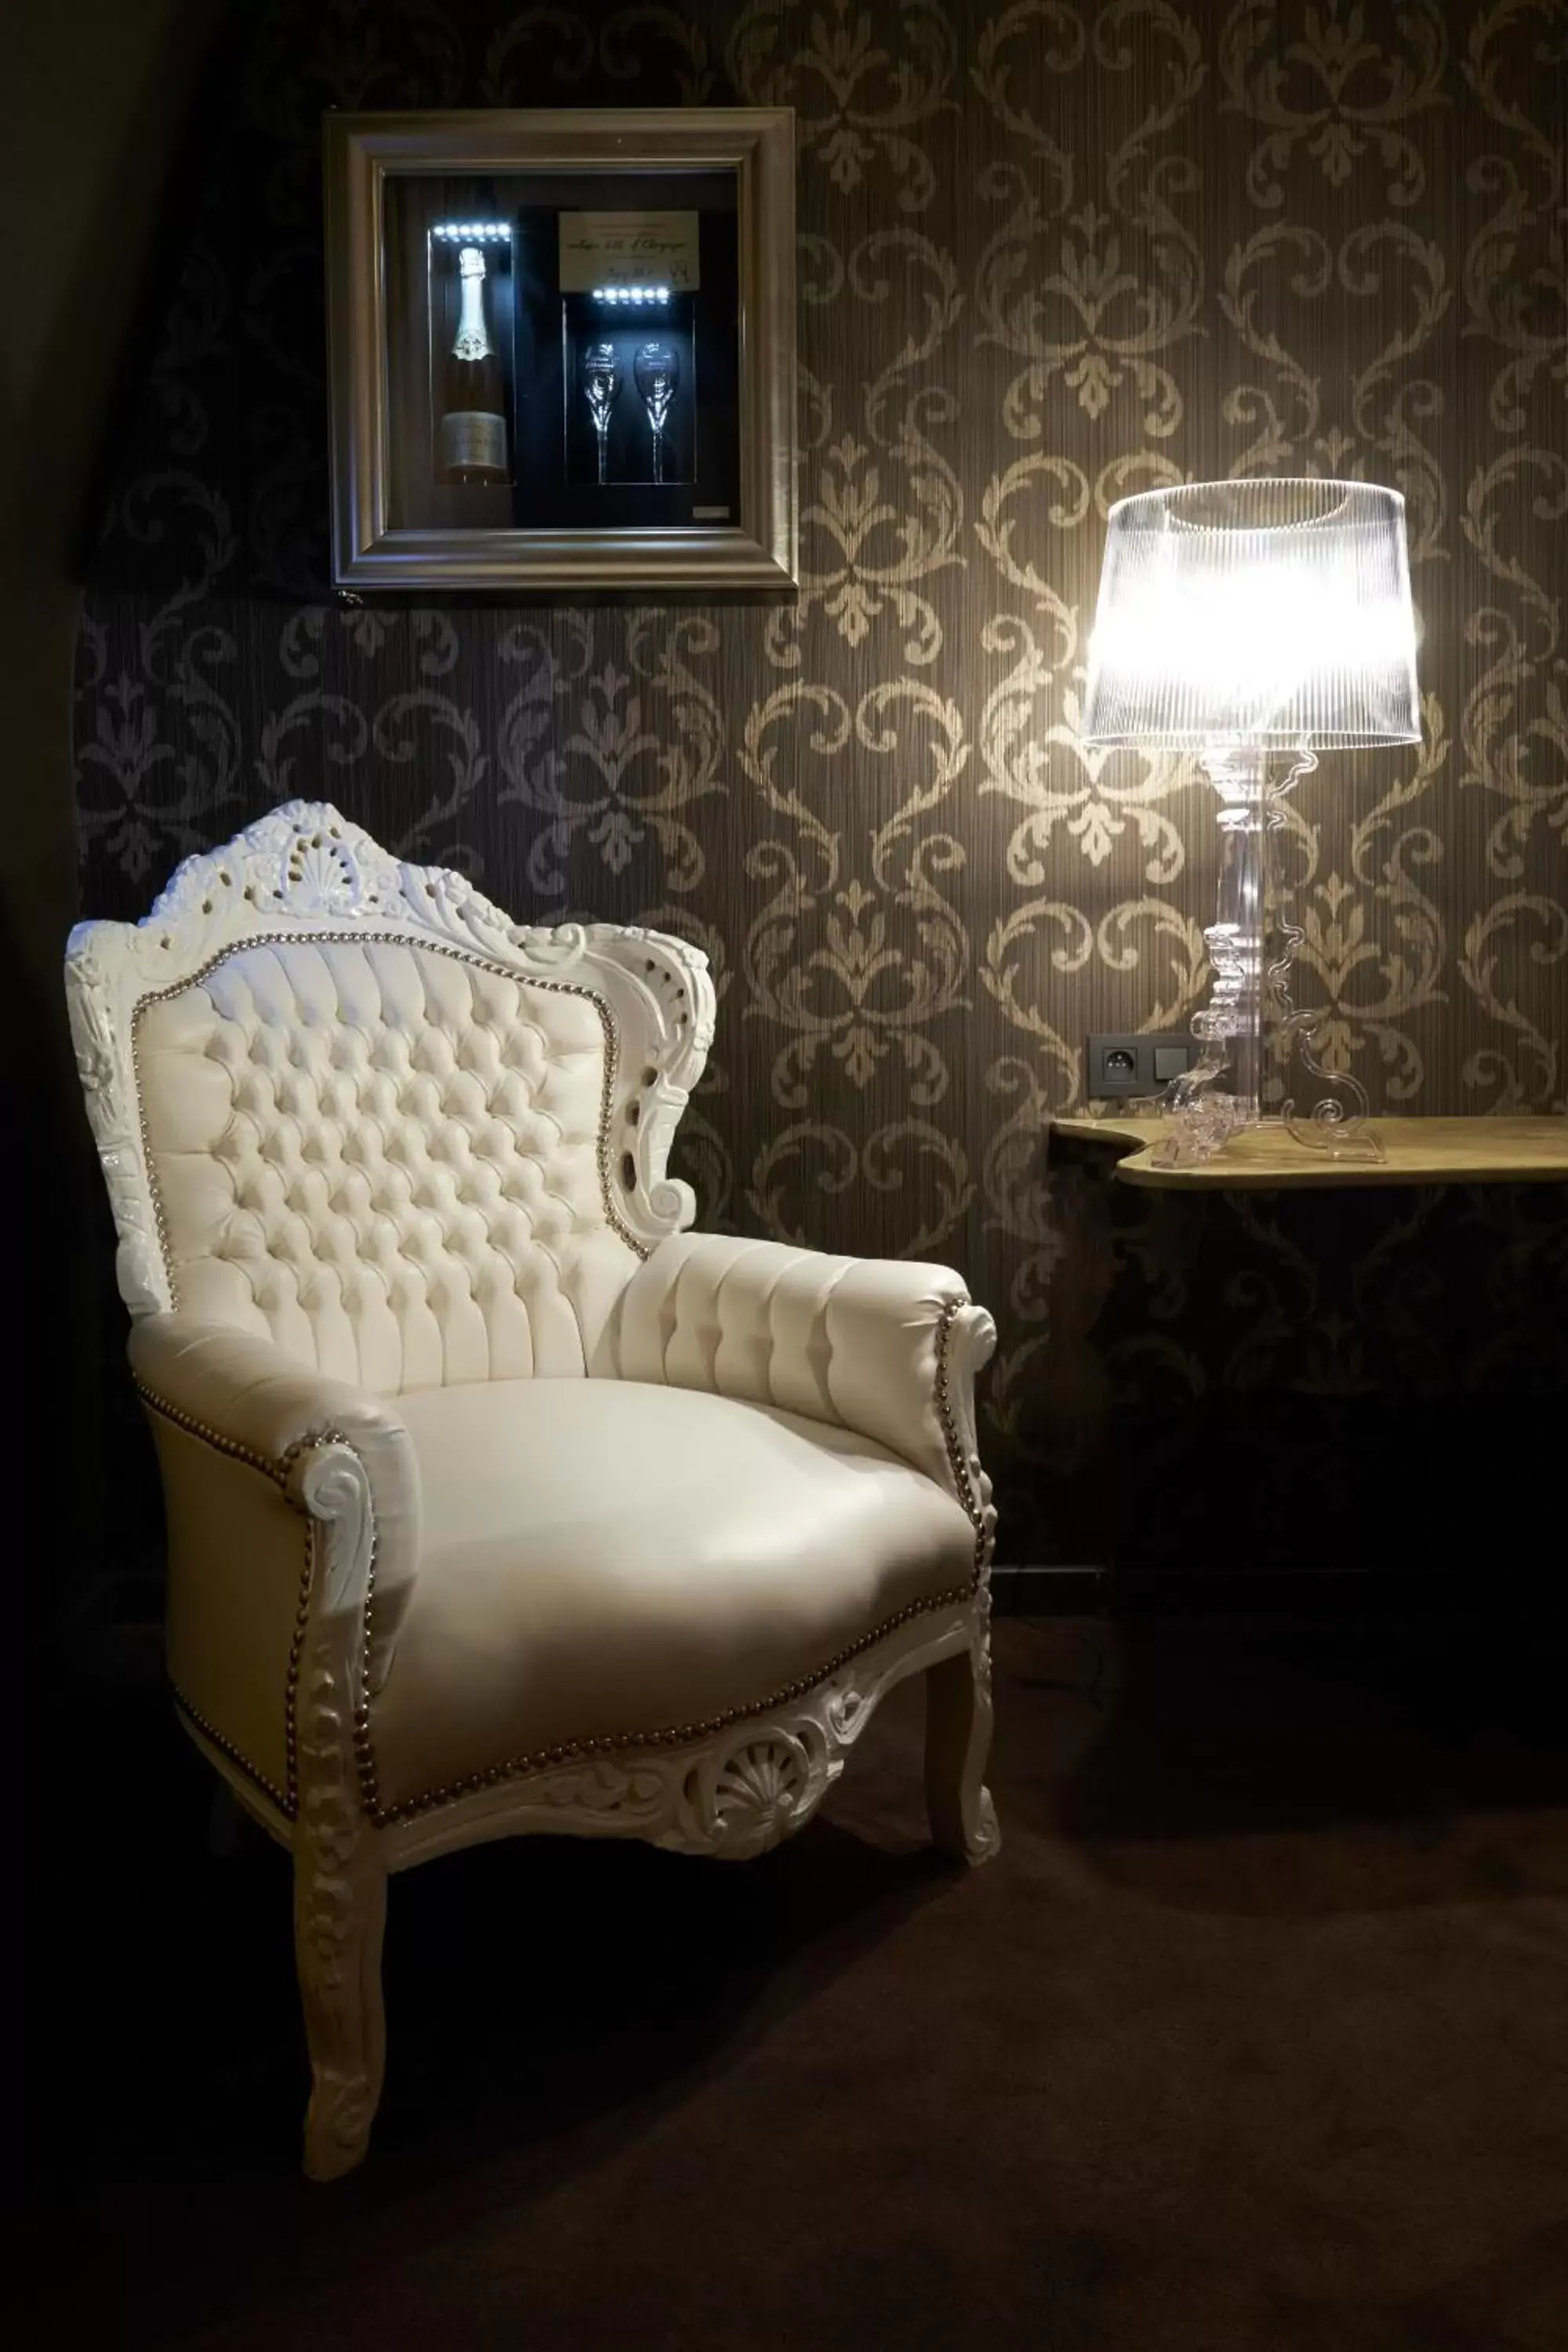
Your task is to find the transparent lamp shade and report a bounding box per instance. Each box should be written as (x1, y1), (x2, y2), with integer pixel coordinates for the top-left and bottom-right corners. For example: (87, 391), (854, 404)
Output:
(1080, 479), (1421, 748)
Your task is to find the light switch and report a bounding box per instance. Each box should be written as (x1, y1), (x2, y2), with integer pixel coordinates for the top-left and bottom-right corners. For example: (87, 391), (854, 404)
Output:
(1153, 1044), (1189, 1082)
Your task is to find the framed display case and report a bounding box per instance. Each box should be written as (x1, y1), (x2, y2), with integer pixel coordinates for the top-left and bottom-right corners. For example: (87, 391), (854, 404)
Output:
(324, 109), (797, 596)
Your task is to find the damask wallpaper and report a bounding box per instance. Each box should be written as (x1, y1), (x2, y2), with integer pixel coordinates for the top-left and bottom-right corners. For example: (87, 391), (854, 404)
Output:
(73, 0), (1566, 1597)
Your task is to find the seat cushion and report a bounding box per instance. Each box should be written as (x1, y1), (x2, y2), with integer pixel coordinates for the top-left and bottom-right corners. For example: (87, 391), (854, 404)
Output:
(369, 1377), (976, 1814)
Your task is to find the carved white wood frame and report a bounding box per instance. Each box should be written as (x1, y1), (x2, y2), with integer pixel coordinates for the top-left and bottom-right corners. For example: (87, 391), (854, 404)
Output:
(180, 1290), (999, 1884)
(64, 797), (717, 1316)
(187, 1594), (996, 1876)
(69, 798), (999, 2180)
(180, 1403), (996, 2181)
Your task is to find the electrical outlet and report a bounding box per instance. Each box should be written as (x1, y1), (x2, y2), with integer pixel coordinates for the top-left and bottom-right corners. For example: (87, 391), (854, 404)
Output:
(1084, 1030), (1197, 1098)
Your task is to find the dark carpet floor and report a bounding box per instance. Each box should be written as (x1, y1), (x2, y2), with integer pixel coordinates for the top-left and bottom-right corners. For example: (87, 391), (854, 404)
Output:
(22, 1615), (1568, 2351)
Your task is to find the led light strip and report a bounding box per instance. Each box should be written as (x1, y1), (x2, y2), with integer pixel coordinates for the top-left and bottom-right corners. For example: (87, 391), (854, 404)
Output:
(593, 285), (673, 305)
(431, 222), (511, 242)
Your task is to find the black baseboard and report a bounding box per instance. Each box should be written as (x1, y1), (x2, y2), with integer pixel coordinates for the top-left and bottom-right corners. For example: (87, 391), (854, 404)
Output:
(991, 1563), (1568, 1620)
(990, 1566), (1110, 1617)
(1125, 1567), (1568, 1618)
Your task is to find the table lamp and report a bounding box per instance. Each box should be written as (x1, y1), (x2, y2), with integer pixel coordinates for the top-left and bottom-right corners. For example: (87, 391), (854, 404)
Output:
(1080, 479), (1421, 1164)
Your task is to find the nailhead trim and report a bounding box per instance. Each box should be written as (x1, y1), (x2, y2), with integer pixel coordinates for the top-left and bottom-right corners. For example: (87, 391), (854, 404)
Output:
(136, 1379), (350, 1817)
(372, 1573), (979, 1826)
(285, 1522), (318, 1810)
(171, 1680), (292, 1818)
(354, 1507), (383, 1817)
(142, 1301), (994, 1841)
(367, 1297), (993, 1828)
(933, 1295), (986, 1541)
(135, 1378), (302, 1486)
(129, 927), (647, 1321)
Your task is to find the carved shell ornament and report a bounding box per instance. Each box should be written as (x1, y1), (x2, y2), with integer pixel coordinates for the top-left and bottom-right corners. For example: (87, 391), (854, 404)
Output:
(150, 802), (406, 926)
(143, 800), (590, 971)
(64, 798), (728, 1319)
(77, 804), (727, 1043)
(260, 822), (385, 920)
(73, 800), (583, 1001)
(718, 1737), (808, 1817)
(705, 1734), (817, 1853)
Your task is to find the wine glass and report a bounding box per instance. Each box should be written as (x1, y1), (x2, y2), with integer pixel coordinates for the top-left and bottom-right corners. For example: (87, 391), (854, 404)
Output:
(579, 339), (622, 487)
(633, 339), (681, 485)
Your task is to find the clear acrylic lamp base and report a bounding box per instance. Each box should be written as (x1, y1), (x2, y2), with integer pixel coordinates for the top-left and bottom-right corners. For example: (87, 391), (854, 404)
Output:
(1074, 479), (1423, 1172)
(1154, 742), (1385, 1172)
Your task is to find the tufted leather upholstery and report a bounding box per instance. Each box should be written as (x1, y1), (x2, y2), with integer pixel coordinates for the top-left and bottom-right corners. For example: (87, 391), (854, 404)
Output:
(597, 1232), (975, 1500)
(136, 937), (639, 1391)
(68, 804), (1000, 2180)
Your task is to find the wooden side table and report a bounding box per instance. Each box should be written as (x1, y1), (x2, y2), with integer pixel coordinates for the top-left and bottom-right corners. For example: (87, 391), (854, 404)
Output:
(1043, 1112), (1567, 1597)
(1050, 1114), (1568, 1190)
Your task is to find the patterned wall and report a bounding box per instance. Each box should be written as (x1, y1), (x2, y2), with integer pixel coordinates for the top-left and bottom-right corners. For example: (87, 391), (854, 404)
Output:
(74, 0), (1566, 1589)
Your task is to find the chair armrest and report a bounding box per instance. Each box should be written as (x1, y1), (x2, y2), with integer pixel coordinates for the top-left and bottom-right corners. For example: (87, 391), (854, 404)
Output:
(595, 1233), (996, 1521)
(128, 1316), (422, 1690)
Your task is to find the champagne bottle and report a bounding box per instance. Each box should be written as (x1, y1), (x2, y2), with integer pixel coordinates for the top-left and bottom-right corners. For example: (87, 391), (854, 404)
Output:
(437, 245), (508, 484)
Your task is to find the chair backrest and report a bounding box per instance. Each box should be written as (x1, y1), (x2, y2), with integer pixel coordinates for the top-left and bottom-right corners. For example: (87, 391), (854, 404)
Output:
(66, 802), (714, 1392)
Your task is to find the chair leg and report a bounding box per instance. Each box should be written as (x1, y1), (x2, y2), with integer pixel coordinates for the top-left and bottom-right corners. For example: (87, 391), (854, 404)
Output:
(292, 1812), (388, 2180)
(925, 1640), (1001, 1865)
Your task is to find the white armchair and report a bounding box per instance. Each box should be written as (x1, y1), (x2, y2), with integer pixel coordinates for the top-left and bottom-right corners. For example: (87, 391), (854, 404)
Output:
(66, 801), (999, 2179)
